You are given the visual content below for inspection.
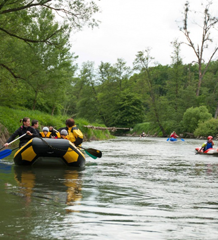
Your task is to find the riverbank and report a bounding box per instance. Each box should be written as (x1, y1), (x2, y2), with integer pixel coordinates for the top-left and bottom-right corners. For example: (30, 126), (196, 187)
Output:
(0, 107), (113, 146)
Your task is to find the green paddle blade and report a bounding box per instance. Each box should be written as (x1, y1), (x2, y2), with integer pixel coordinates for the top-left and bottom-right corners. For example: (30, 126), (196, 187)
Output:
(81, 147), (102, 159)
(86, 148), (102, 158)
(84, 150), (97, 159)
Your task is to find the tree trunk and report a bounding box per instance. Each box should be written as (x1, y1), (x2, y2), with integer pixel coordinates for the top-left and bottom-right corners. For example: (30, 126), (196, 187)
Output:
(196, 64), (202, 97)
(51, 105), (55, 116)
(214, 102), (218, 119)
(32, 91), (38, 110)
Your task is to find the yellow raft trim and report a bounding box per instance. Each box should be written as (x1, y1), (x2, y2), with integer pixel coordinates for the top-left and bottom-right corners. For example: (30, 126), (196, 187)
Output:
(63, 147), (79, 163)
(21, 146), (37, 162)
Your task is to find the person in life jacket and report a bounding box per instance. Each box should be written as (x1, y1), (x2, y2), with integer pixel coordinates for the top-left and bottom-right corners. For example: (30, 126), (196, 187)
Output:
(50, 118), (83, 147)
(60, 129), (69, 140)
(170, 131), (179, 138)
(40, 127), (52, 138)
(4, 117), (38, 148)
(199, 136), (214, 152)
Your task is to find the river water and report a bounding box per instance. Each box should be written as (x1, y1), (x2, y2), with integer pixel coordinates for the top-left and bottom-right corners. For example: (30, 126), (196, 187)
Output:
(0, 137), (218, 240)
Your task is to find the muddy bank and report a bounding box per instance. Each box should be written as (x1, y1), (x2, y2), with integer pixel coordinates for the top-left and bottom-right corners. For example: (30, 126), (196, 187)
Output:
(0, 124), (9, 146)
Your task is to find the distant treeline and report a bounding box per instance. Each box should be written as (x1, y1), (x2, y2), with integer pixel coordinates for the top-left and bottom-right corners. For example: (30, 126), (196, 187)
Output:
(1, 1), (218, 137)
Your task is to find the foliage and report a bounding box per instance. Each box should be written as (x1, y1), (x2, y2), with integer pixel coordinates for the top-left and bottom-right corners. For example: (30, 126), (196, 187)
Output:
(194, 118), (218, 137)
(0, 106), (112, 141)
(1, 2), (218, 137)
(182, 106), (212, 133)
(113, 91), (144, 128)
(132, 122), (151, 134)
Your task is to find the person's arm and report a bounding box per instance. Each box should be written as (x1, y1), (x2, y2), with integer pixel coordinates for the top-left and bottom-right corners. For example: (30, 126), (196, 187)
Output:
(29, 127), (39, 137)
(72, 127), (83, 146)
(6, 128), (21, 143)
(199, 142), (206, 151)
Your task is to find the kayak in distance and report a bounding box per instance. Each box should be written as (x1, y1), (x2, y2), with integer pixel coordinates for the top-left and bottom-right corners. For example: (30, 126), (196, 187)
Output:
(195, 147), (218, 155)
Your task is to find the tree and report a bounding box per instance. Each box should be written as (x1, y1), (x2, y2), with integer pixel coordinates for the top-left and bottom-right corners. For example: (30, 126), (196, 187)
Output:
(180, 1), (218, 96)
(194, 118), (218, 137)
(0, 0), (99, 80)
(113, 91), (144, 128)
(182, 106), (212, 133)
(133, 48), (167, 136)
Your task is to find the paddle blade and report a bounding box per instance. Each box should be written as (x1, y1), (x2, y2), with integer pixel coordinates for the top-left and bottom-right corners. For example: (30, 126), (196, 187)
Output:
(0, 149), (12, 159)
(166, 138), (169, 141)
(85, 150), (97, 159)
(85, 148), (102, 158)
(181, 138), (185, 141)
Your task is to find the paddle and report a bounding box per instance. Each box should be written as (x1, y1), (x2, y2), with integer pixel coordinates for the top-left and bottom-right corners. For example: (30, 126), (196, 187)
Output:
(0, 133), (27, 151)
(52, 128), (102, 159)
(0, 147), (19, 160)
(81, 147), (102, 159)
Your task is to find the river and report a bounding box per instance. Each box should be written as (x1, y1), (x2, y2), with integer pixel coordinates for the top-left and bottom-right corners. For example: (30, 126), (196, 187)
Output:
(0, 137), (217, 240)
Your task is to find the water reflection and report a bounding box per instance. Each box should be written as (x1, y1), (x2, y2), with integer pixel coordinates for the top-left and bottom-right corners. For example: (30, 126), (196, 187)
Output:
(195, 163), (218, 176)
(0, 162), (12, 174)
(13, 166), (83, 210)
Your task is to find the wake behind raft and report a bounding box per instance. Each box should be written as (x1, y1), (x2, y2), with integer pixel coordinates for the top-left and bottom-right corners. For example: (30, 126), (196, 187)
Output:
(13, 138), (85, 168)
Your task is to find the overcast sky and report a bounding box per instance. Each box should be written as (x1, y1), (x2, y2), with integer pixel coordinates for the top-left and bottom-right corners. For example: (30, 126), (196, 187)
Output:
(70, 0), (218, 68)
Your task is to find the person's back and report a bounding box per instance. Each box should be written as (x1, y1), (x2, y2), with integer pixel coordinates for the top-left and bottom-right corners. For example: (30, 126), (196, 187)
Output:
(170, 131), (178, 138)
(55, 118), (83, 146)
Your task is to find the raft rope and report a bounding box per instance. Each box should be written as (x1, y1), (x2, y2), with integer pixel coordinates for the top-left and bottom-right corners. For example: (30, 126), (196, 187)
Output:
(37, 137), (76, 153)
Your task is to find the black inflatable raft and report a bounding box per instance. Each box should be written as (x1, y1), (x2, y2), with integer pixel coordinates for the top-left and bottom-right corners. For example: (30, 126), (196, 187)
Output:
(13, 138), (85, 168)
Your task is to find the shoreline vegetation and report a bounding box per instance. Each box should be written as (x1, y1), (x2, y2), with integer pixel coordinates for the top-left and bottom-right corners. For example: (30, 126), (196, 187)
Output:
(0, 107), (217, 147)
(0, 107), (113, 146)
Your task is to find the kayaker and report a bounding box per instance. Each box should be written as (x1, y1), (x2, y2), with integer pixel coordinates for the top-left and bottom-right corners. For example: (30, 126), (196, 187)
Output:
(4, 117), (38, 148)
(199, 136), (214, 152)
(140, 132), (145, 138)
(50, 118), (83, 147)
(170, 131), (179, 138)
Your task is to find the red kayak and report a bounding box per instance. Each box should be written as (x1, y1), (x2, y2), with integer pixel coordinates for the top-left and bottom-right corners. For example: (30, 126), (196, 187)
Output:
(195, 147), (218, 155)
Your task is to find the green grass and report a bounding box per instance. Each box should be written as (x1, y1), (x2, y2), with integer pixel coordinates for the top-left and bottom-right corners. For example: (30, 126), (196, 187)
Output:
(132, 122), (162, 136)
(0, 106), (112, 141)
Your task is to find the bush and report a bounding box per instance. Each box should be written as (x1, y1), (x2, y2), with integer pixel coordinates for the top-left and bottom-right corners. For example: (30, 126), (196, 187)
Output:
(194, 118), (218, 137)
(182, 106), (212, 133)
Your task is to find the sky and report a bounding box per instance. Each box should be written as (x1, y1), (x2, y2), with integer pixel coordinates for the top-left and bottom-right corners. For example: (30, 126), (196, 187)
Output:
(70, 0), (218, 68)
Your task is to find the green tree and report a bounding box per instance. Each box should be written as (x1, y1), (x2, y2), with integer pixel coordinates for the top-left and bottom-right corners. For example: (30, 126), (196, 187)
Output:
(113, 91), (144, 128)
(194, 118), (218, 137)
(182, 106), (212, 133)
(133, 48), (167, 136)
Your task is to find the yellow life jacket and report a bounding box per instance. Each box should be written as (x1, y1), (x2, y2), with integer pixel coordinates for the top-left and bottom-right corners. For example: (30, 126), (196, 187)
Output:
(61, 135), (70, 140)
(40, 131), (52, 138)
(67, 125), (83, 146)
(55, 132), (69, 140)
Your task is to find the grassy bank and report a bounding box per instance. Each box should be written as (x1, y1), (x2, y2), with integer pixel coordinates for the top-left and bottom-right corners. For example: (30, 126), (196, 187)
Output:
(0, 106), (113, 141)
(132, 122), (162, 136)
